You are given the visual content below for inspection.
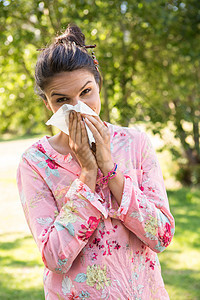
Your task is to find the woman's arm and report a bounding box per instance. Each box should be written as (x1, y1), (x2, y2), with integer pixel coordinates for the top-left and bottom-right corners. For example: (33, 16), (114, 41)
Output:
(79, 168), (97, 192)
(101, 162), (125, 206)
(17, 153), (107, 275)
(108, 131), (175, 253)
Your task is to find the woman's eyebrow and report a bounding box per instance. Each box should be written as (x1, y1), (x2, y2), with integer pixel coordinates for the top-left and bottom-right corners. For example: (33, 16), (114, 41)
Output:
(51, 80), (92, 97)
(51, 92), (69, 97)
(79, 80), (92, 91)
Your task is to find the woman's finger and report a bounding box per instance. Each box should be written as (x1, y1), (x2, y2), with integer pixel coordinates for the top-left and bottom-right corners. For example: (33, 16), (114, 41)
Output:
(81, 114), (105, 127)
(81, 117), (89, 143)
(84, 117), (102, 144)
(82, 115), (107, 134)
(71, 111), (77, 143)
(68, 111), (73, 137)
(103, 121), (108, 128)
(76, 113), (82, 145)
(85, 115), (109, 142)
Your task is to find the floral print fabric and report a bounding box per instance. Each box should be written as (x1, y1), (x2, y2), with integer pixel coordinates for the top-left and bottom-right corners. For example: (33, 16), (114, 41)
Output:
(16, 122), (175, 299)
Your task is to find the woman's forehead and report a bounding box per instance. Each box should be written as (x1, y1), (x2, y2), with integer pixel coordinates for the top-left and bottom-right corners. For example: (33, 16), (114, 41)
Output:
(45, 70), (95, 95)
(49, 69), (94, 83)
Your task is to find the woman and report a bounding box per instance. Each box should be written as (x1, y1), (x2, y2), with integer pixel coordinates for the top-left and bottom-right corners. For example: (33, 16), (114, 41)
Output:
(17, 24), (175, 299)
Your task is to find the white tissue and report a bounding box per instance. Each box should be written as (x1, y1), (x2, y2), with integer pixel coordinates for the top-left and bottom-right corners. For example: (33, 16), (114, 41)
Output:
(46, 101), (98, 147)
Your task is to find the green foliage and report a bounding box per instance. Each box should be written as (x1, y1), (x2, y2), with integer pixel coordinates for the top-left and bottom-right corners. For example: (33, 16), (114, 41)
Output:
(176, 163), (200, 185)
(0, 0), (199, 183)
(159, 187), (200, 299)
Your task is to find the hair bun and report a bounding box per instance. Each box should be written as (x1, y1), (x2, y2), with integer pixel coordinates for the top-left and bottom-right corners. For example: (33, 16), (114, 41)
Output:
(55, 24), (85, 47)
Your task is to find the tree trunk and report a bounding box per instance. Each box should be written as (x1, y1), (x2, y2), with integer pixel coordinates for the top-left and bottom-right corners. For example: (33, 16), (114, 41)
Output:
(173, 99), (198, 164)
(193, 118), (200, 161)
(102, 83), (110, 123)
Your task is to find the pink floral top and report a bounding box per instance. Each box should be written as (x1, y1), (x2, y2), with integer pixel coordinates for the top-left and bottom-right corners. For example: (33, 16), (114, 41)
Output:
(16, 122), (175, 300)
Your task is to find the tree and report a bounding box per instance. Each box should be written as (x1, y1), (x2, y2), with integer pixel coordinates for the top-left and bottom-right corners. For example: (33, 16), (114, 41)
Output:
(132, 0), (200, 184)
(0, 0), (199, 183)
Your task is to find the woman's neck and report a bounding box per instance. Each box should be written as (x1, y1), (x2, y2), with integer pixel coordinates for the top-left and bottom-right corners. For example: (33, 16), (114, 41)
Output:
(48, 132), (80, 165)
(48, 131), (71, 155)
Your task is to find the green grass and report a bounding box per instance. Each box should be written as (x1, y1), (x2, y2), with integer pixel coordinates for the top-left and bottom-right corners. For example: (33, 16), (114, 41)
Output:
(0, 233), (44, 300)
(159, 187), (200, 300)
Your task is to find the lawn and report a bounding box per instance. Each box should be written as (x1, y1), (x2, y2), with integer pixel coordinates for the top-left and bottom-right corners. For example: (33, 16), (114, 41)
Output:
(159, 188), (200, 300)
(0, 137), (45, 300)
(0, 136), (199, 299)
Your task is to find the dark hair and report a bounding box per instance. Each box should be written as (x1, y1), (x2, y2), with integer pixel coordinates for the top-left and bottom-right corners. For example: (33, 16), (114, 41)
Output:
(34, 24), (102, 100)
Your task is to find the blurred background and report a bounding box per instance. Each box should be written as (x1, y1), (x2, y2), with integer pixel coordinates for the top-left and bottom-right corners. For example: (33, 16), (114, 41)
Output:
(0, 0), (199, 299)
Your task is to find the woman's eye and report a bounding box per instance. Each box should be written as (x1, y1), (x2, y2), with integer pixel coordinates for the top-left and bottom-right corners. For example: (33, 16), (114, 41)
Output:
(81, 88), (91, 96)
(56, 97), (69, 103)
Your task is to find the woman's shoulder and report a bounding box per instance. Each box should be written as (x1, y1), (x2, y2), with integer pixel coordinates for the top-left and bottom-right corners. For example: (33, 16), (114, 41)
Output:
(19, 136), (48, 161)
(106, 121), (146, 141)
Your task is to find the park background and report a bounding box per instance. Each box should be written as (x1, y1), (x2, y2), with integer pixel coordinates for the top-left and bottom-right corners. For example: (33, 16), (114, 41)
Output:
(0, 0), (199, 299)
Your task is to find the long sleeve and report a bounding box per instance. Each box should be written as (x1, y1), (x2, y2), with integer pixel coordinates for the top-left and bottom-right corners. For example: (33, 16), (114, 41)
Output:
(111, 131), (175, 253)
(16, 154), (108, 274)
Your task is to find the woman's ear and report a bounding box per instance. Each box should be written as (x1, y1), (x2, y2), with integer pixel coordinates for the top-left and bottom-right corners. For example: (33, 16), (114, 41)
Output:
(42, 99), (52, 111)
(97, 83), (100, 94)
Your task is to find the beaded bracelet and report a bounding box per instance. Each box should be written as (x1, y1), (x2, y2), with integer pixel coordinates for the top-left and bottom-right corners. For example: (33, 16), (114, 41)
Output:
(97, 163), (118, 186)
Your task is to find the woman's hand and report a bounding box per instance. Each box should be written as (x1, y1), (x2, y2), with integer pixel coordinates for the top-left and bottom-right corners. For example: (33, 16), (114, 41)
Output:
(82, 114), (114, 176)
(68, 111), (98, 172)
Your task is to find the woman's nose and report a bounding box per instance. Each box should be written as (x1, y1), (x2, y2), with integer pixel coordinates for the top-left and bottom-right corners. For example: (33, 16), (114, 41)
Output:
(73, 98), (85, 106)
(73, 99), (79, 106)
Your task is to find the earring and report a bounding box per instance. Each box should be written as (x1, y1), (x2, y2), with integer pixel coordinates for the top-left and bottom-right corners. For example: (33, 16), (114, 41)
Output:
(92, 51), (99, 71)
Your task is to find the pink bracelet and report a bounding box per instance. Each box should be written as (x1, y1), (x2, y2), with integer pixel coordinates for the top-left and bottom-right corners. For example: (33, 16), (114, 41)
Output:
(97, 163), (118, 186)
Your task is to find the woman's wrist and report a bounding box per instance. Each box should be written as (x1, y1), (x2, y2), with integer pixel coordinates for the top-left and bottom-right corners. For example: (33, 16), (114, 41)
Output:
(79, 168), (98, 192)
(101, 161), (115, 177)
(81, 165), (98, 175)
(99, 161), (124, 206)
